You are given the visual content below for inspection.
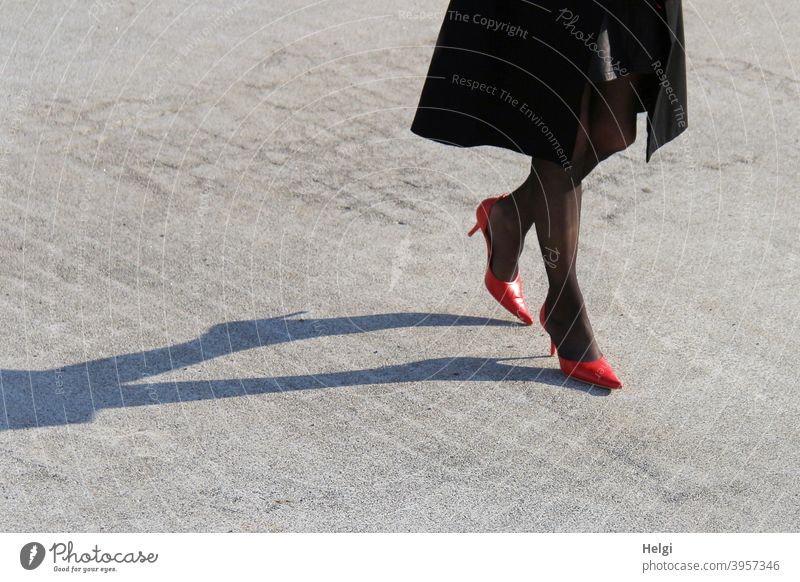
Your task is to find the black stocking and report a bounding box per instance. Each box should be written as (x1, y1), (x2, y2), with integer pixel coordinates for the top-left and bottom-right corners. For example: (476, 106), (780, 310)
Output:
(530, 81), (598, 360)
(491, 75), (644, 360)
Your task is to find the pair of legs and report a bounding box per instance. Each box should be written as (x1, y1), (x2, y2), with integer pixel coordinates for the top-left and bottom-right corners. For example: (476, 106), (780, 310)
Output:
(487, 75), (644, 361)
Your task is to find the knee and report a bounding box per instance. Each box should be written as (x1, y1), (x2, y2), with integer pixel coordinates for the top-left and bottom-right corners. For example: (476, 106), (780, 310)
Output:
(589, 121), (636, 162)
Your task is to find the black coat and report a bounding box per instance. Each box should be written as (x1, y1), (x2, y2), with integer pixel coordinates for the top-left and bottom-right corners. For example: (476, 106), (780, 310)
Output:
(410, 0), (687, 165)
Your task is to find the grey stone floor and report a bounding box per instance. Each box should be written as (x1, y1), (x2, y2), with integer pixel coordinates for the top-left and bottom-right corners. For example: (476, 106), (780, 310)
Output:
(0, 1), (798, 531)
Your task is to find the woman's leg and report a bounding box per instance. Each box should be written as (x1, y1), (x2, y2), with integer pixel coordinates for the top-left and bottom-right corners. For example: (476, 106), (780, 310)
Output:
(484, 171), (538, 282)
(531, 75), (642, 361)
(582, 74), (644, 176)
(528, 82), (596, 360)
(485, 74), (644, 283)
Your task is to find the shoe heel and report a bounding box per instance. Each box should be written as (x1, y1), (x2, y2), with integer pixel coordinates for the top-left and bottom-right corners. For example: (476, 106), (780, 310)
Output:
(467, 222), (480, 237)
(550, 340), (556, 356)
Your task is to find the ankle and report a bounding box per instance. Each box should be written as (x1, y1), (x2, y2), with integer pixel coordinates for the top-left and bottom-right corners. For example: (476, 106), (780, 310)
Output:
(545, 288), (586, 318)
(491, 196), (531, 237)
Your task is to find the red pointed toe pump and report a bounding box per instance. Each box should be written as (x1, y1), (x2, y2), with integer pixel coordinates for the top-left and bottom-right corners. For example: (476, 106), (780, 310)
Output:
(538, 303), (623, 389)
(467, 194), (534, 325)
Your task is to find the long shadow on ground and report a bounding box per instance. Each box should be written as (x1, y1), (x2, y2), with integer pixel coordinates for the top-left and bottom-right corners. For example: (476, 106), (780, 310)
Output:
(0, 311), (606, 430)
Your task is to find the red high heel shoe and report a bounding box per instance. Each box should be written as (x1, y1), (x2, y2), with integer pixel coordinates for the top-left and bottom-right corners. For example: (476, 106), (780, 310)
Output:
(467, 194), (533, 325)
(538, 302), (622, 389)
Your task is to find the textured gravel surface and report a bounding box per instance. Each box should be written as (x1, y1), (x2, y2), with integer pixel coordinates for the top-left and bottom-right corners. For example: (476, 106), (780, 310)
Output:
(1, 1), (798, 531)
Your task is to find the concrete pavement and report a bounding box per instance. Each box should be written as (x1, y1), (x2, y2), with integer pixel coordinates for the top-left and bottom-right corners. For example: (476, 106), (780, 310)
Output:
(0, 0), (798, 531)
